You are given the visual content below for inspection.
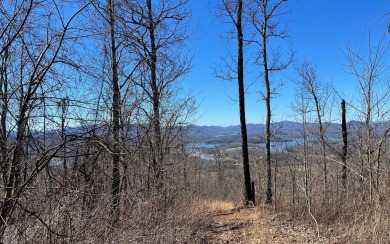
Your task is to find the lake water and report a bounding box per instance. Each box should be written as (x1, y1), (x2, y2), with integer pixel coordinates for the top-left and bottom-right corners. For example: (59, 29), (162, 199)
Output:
(188, 143), (220, 149)
(189, 137), (308, 152)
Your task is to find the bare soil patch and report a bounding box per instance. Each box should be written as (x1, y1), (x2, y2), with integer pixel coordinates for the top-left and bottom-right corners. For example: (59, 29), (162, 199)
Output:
(197, 201), (340, 243)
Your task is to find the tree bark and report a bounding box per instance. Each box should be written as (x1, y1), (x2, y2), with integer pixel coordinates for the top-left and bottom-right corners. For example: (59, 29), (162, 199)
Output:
(341, 99), (347, 188)
(312, 90), (327, 196)
(262, 13), (273, 205)
(236, 0), (253, 204)
(147, 0), (163, 188)
(0, 47), (8, 179)
(0, 95), (26, 236)
(108, 0), (121, 219)
(250, 0), (291, 205)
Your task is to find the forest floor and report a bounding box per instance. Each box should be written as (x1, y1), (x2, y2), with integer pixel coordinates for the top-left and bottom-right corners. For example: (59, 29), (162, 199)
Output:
(197, 200), (341, 243)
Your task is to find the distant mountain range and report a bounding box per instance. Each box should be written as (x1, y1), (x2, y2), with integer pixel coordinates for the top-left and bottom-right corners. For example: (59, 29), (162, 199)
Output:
(188, 120), (390, 144)
(9, 120), (389, 147)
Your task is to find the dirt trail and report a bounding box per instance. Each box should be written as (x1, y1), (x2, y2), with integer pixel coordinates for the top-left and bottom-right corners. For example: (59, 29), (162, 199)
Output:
(200, 201), (333, 243)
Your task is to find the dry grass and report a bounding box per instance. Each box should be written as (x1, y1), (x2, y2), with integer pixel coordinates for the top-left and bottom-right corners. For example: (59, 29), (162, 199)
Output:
(205, 200), (236, 212)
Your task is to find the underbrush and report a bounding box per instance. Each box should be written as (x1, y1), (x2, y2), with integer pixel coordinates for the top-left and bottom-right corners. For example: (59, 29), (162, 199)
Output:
(254, 161), (390, 243)
(2, 167), (245, 243)
(3, 190), (212, 243)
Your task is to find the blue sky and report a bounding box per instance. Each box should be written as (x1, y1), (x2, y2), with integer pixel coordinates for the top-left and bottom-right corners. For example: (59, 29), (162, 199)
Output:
(185, 0), (390, 126)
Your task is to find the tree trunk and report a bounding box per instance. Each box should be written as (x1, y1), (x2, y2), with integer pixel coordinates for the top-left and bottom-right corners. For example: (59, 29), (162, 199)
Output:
(0, 47), (8, 180)
(302, 103), (310, 207)
(147, 0), (163, 189)
(61, 98), (68, 189)
(0, 105), (26, 236)
(312, 92), (327, 197)
(262, 18), (273, 205)
(341, 99), (348, 188)
(236, 0), (253, 204)
(108, 0), (121, 219)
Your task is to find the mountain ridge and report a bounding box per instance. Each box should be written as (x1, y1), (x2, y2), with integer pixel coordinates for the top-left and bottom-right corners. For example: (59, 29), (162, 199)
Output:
(188, 120), (380, 144)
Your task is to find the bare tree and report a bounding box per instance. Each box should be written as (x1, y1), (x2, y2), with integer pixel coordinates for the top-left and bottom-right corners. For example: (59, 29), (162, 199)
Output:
(295, 59), (329, 197)
(291, 91), (311, 206)
(106, 0), (121, 220)
(341, 99), (348, 188)
(216, 0), (254, 204)
(88, 0), (140, 219)
(0, 41), (9, 180)
(344, 33), (390, 202)
(0, 0), (90, 237)
(124, 0), (192, 196)
(58, 96), (70, 188)
(291, 88), (320, 238)
(249, 0), (292, 204)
